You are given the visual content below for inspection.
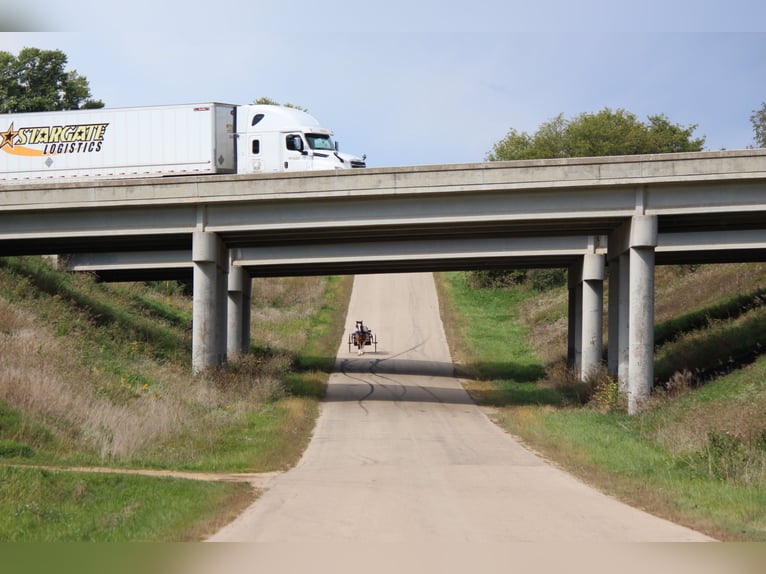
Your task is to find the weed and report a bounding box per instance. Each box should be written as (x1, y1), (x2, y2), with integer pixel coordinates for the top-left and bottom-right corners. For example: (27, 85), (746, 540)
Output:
(588, 373), (622, 413)
(704, 430), (749, 480)
(756, 429), (766, 453)
(679, 429), (766, 485)
(0, 440), (34, 458)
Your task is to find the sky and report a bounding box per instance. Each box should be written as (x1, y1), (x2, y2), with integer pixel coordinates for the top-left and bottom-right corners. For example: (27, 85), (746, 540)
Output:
(1, 0), (765, 167)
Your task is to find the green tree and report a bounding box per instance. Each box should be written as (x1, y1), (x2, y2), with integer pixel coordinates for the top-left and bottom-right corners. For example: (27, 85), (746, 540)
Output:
(0, 47), (104, 113)
(751, 102), (766, 148)
(479, 108), (705, 291)
(253, 97), (308, 112)
(487, 107), (704, 161)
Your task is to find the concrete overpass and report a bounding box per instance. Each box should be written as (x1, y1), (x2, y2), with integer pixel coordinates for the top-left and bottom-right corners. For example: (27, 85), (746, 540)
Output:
(2, 148), (766, 413)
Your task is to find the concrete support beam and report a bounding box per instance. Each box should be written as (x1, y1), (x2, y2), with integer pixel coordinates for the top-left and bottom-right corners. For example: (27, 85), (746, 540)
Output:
(217, 253), (229, 366)
(606, 252), (631, 393)
(227, 263), (252, 358)
(242, 272), (252, 353)
(581, 253), (605, 380)
(608, 215), (657, 413)
(192, 231), (227, 374)
(64, 250), (192, 273)
(607, 255), (620, 379)
(567, 265), (580, 371)
(628, 215), (657, 413)
(616, 253), (630, 392)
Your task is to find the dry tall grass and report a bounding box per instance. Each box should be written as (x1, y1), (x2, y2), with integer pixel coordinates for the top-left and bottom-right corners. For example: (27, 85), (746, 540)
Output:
(0, 270), (330, 462)
(251, 276), (328, 351)
(520, 262), (766, 372)
(0, 299), (186, 458)
(654, 263), (766, 322)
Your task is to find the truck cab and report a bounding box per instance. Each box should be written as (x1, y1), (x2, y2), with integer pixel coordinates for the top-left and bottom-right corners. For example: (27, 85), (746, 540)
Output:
(236, 104), (365, 173)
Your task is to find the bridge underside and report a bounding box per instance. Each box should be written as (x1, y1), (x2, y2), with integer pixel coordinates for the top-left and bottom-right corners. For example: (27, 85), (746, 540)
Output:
(3, 149), (766, 414)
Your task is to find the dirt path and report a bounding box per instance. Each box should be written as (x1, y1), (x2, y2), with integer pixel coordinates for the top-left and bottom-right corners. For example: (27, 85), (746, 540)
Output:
(208, 273), (713, 543)
(4, 464), (281, 489)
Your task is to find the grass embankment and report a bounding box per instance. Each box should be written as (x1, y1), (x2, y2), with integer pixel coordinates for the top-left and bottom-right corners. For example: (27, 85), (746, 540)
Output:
(436, 265), (766, 541)
(0, 256), (352, 541)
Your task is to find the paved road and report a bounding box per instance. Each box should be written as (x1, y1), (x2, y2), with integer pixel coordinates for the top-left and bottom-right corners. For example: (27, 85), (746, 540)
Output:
(208, 272), (712, 543)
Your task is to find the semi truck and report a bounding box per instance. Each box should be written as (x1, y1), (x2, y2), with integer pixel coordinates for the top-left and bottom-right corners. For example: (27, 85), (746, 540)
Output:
(0, 103), (366, 182)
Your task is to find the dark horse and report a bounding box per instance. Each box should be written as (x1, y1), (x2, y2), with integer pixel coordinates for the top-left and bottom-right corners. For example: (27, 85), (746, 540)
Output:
(352, 320), (371, 355)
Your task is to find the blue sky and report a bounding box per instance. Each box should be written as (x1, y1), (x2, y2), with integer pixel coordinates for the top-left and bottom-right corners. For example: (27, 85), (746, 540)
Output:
(2, 1), (765, 167)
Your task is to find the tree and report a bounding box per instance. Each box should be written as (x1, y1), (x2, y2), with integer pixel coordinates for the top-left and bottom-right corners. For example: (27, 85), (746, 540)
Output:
(487, 107), (704, 161)
(0, 47), (103, 113)
(478, 108), (706, 291)
(253, 97), (308, 112)
(751, 102), (766, 148)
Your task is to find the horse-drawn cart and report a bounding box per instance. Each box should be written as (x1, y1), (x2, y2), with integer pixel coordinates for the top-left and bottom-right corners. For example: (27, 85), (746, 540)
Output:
(348, 320), (377, 354)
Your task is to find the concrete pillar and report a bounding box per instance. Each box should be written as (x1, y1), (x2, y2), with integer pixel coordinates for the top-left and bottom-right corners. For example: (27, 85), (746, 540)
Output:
(581, 253), (605, 381)
(227, 264), (251, 358)
(192, 231), (225, 374)
(627, 215), (657, 414)
(567, 265), (580, 372)
(242, 274), (252, 353)
(607, 253), (631, 388)
(216, 246), (229, 366)
(607, 255), (620, 379)
(617, 253), (630, 393)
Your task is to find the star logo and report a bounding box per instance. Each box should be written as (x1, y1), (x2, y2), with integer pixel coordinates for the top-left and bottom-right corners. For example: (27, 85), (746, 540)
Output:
(0, 122), (19, 151)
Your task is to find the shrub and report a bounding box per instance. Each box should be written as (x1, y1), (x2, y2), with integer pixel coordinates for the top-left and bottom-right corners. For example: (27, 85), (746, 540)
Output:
(468, 269), (527, 289)
(653, 369), (694, 399)
(0, 440), (34, 458)
(682, 429), (766, 484)
(704, 430), (748, 481)
(528, 268), (567, 291)
(468, 268), (567, 291)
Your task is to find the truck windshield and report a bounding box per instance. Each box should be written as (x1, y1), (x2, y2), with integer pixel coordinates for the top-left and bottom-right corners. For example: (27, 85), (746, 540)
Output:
(305, 133), (335, 151)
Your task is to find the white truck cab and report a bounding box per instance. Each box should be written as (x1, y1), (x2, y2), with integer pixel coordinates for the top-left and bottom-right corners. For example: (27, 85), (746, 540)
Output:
(237, 104), (366, 173)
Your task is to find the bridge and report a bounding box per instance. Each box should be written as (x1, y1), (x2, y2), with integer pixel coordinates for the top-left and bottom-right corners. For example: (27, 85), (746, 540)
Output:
(2, 148), (766, 414)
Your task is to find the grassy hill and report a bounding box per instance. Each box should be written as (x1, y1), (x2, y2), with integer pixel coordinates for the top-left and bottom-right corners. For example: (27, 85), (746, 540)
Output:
(0, 256), (351, 541)
(436, 263), (766, 541)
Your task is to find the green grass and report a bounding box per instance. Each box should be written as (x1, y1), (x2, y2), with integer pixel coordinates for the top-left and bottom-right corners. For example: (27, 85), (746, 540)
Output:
(0, 257), (190, 363)
(293, 275), (354, 376)
(0, 466), (251, 541)
(436, 267), (766, 541)
(128, 398), (318, 473)
(436, 272), (545, 381)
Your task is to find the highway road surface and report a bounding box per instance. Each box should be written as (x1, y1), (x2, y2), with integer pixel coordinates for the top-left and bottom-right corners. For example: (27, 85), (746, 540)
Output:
(208, 272), (712, 543)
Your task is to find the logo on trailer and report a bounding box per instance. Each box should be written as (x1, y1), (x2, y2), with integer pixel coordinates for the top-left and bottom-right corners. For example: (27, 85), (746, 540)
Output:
(0, 121), (109, 157)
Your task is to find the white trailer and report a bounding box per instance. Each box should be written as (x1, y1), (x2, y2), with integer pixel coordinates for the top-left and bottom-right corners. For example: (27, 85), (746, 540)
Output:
(0, 103), (365, 182)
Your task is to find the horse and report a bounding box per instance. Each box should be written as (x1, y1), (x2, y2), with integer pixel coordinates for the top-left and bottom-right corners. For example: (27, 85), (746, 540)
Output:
(353, 320), (370, 355)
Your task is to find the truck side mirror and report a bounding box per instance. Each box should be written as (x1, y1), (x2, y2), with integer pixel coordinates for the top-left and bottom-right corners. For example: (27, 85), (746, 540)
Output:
(286, 134), (304, 152)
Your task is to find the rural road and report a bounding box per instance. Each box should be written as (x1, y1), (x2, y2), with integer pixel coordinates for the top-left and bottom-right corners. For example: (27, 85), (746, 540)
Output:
(208, 272), (712, 543)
